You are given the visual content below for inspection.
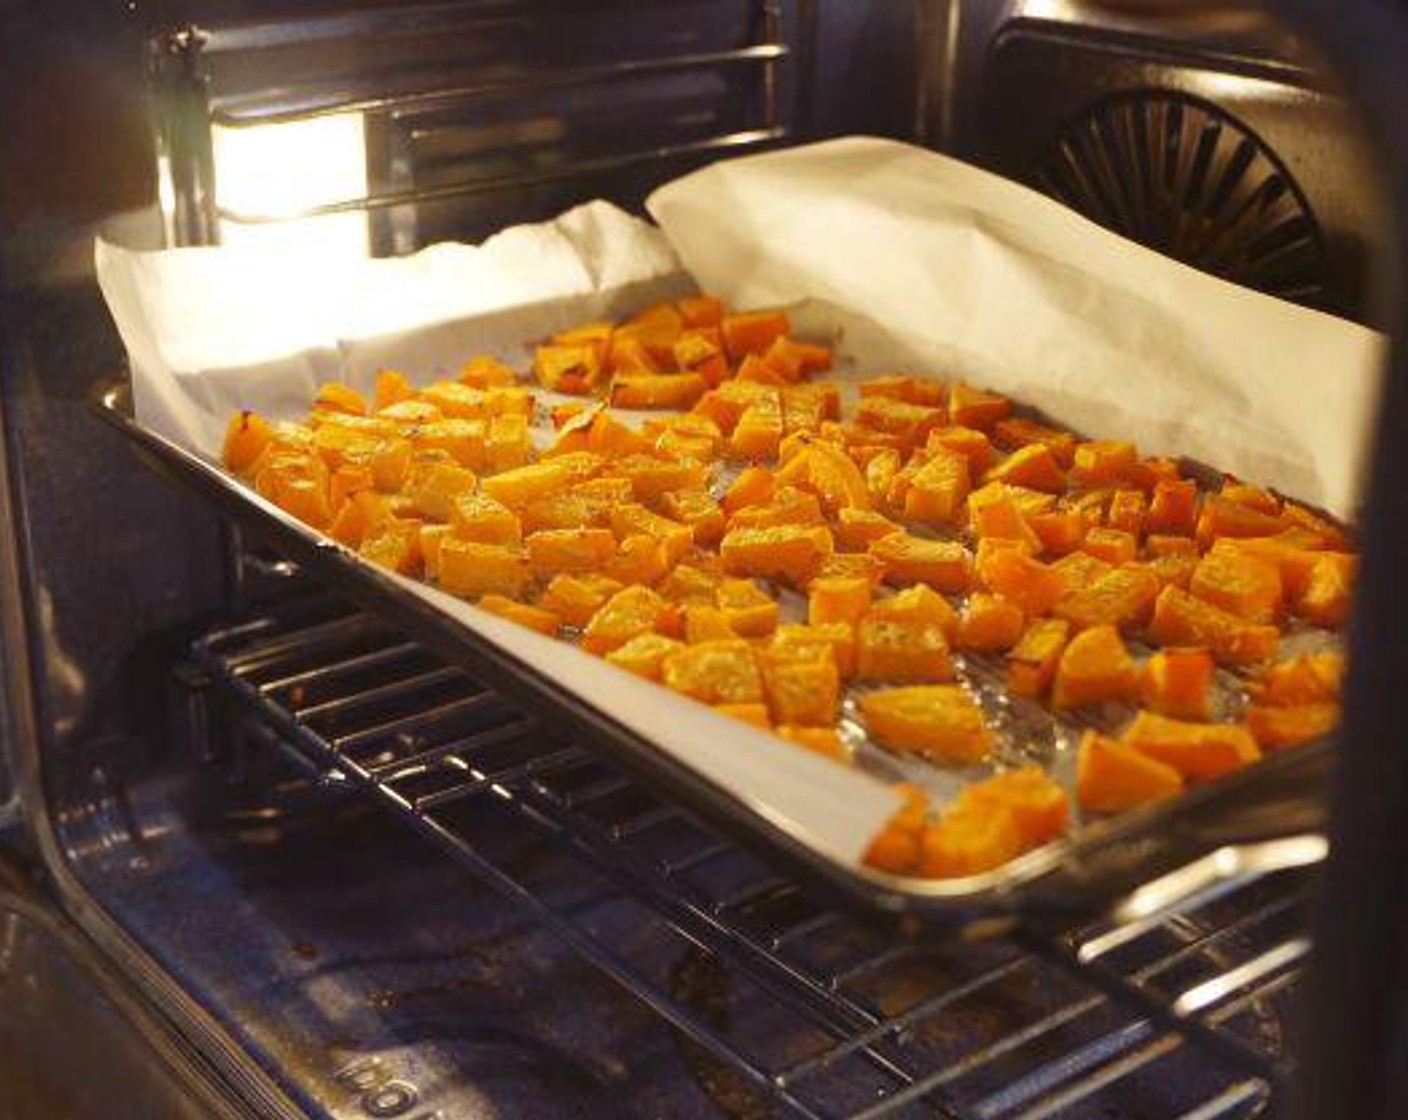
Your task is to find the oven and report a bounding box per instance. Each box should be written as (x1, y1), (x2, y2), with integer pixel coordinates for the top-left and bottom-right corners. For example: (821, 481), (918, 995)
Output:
(1, 2), (1404, 1119)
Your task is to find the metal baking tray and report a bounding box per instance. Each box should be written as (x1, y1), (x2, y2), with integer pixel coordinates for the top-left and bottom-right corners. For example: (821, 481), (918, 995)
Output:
(94, 378), (1336, 926)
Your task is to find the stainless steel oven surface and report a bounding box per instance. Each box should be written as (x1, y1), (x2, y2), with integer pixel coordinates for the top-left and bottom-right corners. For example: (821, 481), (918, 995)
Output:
(1, 3), (1406, 1120)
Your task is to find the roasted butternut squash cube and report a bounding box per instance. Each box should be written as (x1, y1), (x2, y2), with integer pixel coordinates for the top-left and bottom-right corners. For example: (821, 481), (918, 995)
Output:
(1122, 711), (1260, 781)
(863, 784), (930, 874)
(1282, 504), (1351, 550)
(439, 539), (528, 599)
(414, 420), (489, 470)
(404, 460), (477, 522)
(964, 767), (1070, 848)
(957, 593), (1026, 653)
(809, 576), (872, 628)
(729, 398), (785, 460)
(486, 414), (530, 472)
(1051, 624), (1140, 709)
(1147, 534), (1199, 558)
(1071, 440), (1137, 488)
(581, 586), (669, 655)
(421, 381), (488, 420)
(314, 381), (368, 417)
(459, 354), (518, 389)
(1196, 495), (1287, 546)
(860, 685), (993, 763)
(729, 487), (826, 530)
(721, 310), (790, 361)
(948, 383), (1012, 431)
(716, 579), (780, 637)
(870, 585), (960, 641)
(778, 725), (852, 764)
(662, 639), (764, 704)
(607, 336), (659, 375)
(482, 460), (575, 508)
(722, 466), (776, 517)
(984, 444), (1065, 493)
(612, 454), (711, 503)
(609, 503), (694, 565)
(653, 427), (719, 465)
(539, 573), (624, 629)
(605, 632), (684, 681)
(1252, 652), (1344, 706)
(714, 703), (773, 729)
(919, 801), (1022, 878)
(683, 605), (738, 644)
(865, 448), (903, 509)
(476, 595), (560, 636)
(1027, 510), (1086, 556)
(1054, 565), (1161, 632)
(814, 552), (888, 588)
(1246, 703), (1339, 751)
(534, 343), (603, 395)
(329, 489), (388, 548)
(265, 468), (334, 530)
(968, 486), (1043, 552)
(1077, 731), (1184, 813)
(976, 547), (1065, 617)
(760, 651), (841, 726)
(329, 463), (375, 510)
(378, 399), (442, 426)
(1051, 550), (1114, 593)
(836, 507), (903, 551)
(859, 375), (946, 408)
(1081, 527), (1138, 566)
(993, 418), (1077, 467)
(772, 622), (856, 678)
(1189, 542), (1283, 624)
(855, 617), (953, 682)
(1141, 647), (1215, 720)
(449, 493), (521, 546)
(525, 529), (617, 577)
(1106, 489), (1148, 537)
(1145, 480), (1199, 536)
(776, 441), (871, 515)
(603, 534), (668, 587)
(1008, 618), (1070, 699)
(1296, 552), (1356, 627)
(660, 489), (726, 549)
(1149, 585), (1279, 666)
(720, 524), (834, 585)
(370, 438), (414, 493)
(375, 369), (417, 408)
(359, 519), (423, 575)
(658, 563), (720, 605)
(869, 534), (972, 593)
(610, 372), (708, 410)
(855, 396), (945, 448)
(223, 411), (275, 474)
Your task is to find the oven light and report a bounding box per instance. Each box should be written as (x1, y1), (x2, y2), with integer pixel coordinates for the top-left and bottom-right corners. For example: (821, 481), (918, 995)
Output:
(211, 113), (370, 258)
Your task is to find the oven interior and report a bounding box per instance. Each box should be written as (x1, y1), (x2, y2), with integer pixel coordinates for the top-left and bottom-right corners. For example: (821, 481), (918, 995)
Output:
(0, 3), (1387, 1119)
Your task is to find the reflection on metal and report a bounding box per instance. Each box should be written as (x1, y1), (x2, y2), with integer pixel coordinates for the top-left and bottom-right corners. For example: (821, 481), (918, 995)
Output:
(1038, 90), (1328, 304)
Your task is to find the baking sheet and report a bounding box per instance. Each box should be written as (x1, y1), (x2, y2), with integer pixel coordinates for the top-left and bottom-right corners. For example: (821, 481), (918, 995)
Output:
(95, 139), (1384, 889)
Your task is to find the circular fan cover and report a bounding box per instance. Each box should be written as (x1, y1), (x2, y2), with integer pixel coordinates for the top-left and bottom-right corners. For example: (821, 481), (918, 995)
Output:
(1037, 91), (1327, 307)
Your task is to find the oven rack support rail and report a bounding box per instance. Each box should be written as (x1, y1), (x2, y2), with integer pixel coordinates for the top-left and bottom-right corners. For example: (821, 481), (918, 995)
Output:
(188, 596), (1310, 1120)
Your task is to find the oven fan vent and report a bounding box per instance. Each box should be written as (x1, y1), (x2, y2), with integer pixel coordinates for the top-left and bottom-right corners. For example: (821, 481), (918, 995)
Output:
(1037, 91), (1328, 307)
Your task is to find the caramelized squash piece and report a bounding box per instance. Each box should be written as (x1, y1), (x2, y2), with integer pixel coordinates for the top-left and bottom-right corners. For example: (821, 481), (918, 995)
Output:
(984, 444), (1065, 493)
(1051, 625), (1140, 709)
(860, 686), (992, 763)
(720, 524), (834, 585)
(1246, 703), (1339, 750)
(610, 372), (707, 410)
(836, 507), (903, 550)
(1028, 510), (1086, 556)
(976, 547), (1065, 617)
(223, 411), (275, 474)
(968, 486), (1043, 552)
(948, 383), (1012, 430)
(717, 579), (780, 637)
(760, 651), (841, 726)
(539, 573), (623, 628)
(957, 593), (1026, 653)
(870, 585), (960, 641)
(525, 528), (617, 577)
(993, 417), (1076, 467)
(919, 800), (1022, 879)
(855, 617), (954, 682)
(809, 576), (873, 628)
(1106, 490), (1148, 537)
(1296, 552), (1356, 627)
(904, 448), (971, 524)
(581, 586), (670, 655)
(1081, 528), (1138, 566)
(476, 595), (559, 636)
(1054, 565), (1161, 632)
(1122, 711), (1261, 781)
(662, 639), (764, 705)
(721, 310), (791, 361)
(869, 534), (972, 593)
(1196, 495), (1286, 546)
(863, 784), (929, 874)
(1077, 731), (1184, 813)
(1149, 585), (1279, 666)
(1141, 647), (1215, 721)
(964, 767), (1069, 848)
(1252, 652), (1344, 706)
(1008, 618), (1071, 699)
(439, 540), (529, 600)
(1071, 441), (1137, 488)
(1189, 542), (1283, 624)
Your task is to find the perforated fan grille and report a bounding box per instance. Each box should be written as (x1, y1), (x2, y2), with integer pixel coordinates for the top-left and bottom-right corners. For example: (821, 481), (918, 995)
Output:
(1037, 91), (1328, 306)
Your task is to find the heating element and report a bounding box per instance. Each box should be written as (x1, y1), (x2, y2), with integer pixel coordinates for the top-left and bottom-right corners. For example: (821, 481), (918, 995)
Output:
(187, 592), (1311, 1120)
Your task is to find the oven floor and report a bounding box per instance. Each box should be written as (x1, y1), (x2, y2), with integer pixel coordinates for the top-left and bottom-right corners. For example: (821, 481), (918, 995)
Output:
(68, 762), (729, 1120)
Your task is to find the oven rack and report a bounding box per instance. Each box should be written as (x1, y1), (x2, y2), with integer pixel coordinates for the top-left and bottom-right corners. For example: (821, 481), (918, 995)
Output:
(188, 595), (1311, 1120)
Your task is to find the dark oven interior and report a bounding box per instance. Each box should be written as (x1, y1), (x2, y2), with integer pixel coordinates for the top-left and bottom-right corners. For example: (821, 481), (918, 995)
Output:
(0, 3), (1394, 1119)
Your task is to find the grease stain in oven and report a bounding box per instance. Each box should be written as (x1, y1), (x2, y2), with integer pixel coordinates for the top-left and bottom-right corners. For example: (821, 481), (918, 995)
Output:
(335, 1056), (437, 1119)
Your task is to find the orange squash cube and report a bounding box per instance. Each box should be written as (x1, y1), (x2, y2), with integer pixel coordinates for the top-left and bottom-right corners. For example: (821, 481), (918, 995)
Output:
(964, 767), (1070, 848)
(1141, 647), (1215, 720)
(721, 466), (776, 517)
(1196, 495), (1287, 546)
(776, 442), (872, 515)
(957, 593), (1026, 653)
(658, 563), (720, 605)
(714, 703), (773, 729)
(421, 381), (488, 420)
(376, 369), (418, 408)
(450, 493), (522, 546)
(721, 310), (791, 361)
(1253, 652), (1344, 706)
(1147, 534), (1199, 558)
(662, 639), (764, 704)
(481, 460), (575, 508)
(683, 605), (738, 644)
(610, 504), (694, 565)
(329, 490), (388, 548)
(534, 343), (603, 395)
(539, 573), (624, 628)
(809, 576), (872, 627)
(968, 486), (1043, 552)
(459, 355), (518, 389)
(984, 444), (1065, 493)
(223, 411), (276, 474)
(660, 489), (726, 549)
(856, 617), (953, 682)
(716, 579), (780, 637)
(1077, 731), (1184, 813)
(359, 520), (422, 575)
(1246, 703), (1340, 751)
(612, 454), (711, 503)
(771, 623), (856, 679)
(314, 381), (368, 417)
(1051, 624), (1140, 709)
(1296, 552), (1356, 627)
(605, 632), (685, 681)
(859, 375), (946, 408)
(992, 418), (1077, 467)
(1027, 511), (1086, 556)
(976, 547), (1065, 617)
(1071, 440), (1137, 488)
(419, 523), (452, 579)
(720, 524), (834, 585)
(729, 398), (785, 459)
(1051, 550), (1114, 593)
(729, 487), (826, 530)
(854, 396), (945, 447)
(1008, 618), (1071, 699)
(1146, 480), (1199, 536)
(403, 460), (478, 522)
(369, 438), (414, 493)
(760, 651), (841, 726)
(836, 507), (903, 551)
(869, 534), (972, 593)
(870, 585), (960, 640)
(525, 529), (617, 577)
(1149, 585), (1280, 666)
(814, 552), (888, 588)
(948, 383), (1012, 431)
(610, 372), (708, 410)
(581, 586), (670, 655)
(919, 801), (1022, 878)
(1122, 711), (1261, 781)
(476, 595), (560, 636)
(439, 540), (529, 599)
(1107, 490), (1148, 537)
(1054, 565), (1161, 632)
(928, 426), (998, 474)
(863, 784), (930, 874)
(486, 414), (531, 472)
(1189, 542), (1283, 624)
(605, 534), (671, 586)
(1081, 527), (1138, 566)
(860, 685), (993, 763)
(678, 294), (725, 329)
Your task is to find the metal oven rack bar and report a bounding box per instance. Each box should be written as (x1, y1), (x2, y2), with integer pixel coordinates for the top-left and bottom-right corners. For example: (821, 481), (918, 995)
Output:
(188, 594), (1311, 1120)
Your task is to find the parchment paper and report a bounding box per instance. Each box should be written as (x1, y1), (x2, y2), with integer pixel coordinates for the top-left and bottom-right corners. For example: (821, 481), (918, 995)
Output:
(94, 138), (1387, 871)
(650, 136), (1386, 520)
